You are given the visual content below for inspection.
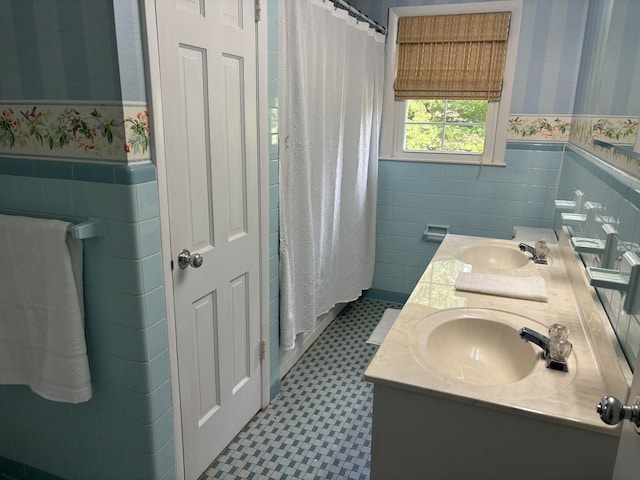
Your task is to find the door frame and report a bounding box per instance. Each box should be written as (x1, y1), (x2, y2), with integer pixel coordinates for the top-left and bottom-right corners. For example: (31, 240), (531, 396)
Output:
(139, 1), (272, 477)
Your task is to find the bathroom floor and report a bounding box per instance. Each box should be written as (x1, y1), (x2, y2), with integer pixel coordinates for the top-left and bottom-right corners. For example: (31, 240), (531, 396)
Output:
(199, 297), (400, 480)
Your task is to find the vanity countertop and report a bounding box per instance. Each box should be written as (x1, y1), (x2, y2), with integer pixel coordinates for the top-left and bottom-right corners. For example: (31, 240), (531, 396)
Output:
(364, 230), (632, 436)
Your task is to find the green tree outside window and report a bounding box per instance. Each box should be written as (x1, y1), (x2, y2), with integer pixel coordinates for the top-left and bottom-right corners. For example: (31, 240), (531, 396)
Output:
(404, 100), (487, 153)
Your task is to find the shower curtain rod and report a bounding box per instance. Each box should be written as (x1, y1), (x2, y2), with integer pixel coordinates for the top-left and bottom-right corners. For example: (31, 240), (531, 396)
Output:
(327, 0), (387, 35)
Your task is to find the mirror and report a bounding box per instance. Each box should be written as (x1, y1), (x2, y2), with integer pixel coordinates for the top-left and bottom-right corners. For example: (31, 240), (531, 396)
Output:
(570, 0), (640, 177)
(558, 0), (640, 369)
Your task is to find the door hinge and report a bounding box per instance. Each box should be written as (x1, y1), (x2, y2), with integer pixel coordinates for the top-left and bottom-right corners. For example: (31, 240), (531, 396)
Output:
(260, 338), (266, 360)
(255, 0), (261, 22)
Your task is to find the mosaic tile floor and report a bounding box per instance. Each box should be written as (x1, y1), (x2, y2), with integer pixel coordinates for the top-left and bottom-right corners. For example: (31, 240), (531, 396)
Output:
(199, 297), (400, 480)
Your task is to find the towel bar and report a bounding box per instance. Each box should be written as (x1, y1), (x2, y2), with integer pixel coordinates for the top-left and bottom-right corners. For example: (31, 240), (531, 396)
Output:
(68, 217), (104, 240)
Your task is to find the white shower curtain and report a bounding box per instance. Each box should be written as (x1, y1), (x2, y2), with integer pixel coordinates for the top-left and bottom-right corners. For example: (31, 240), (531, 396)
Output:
(279, 0), (385, 350)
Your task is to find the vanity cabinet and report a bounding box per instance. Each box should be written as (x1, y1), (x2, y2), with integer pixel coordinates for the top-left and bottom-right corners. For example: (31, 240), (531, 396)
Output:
(365, 232), (630, 479)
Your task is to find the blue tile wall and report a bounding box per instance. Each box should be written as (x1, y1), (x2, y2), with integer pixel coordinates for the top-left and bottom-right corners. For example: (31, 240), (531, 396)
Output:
(555, 147), (640, 367)
(267, 0), (280, 401)
(0, 160), (174, 480)
(371, 143), (563, 297)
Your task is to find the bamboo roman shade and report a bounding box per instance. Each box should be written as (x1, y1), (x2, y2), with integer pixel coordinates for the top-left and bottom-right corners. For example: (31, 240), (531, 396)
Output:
(395, 12), (511, 101)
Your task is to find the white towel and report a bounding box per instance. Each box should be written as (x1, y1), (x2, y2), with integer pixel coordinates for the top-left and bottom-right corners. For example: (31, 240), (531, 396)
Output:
(0, 214), (91, 403)
(455, 272), (548, 302)
(367, 308), (401, 345)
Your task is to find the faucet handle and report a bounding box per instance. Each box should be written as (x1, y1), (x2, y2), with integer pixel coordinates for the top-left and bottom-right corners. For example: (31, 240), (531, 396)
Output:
(549, 339), (572, 362)
(535, 240), (549, 259)
(548, 324), (571, 362)
(548, 323), (569, 341)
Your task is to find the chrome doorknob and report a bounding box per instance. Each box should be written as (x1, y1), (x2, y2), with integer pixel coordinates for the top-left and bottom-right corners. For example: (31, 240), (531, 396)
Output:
(178, 249), (204, 269)
(596, 395), (640, 430)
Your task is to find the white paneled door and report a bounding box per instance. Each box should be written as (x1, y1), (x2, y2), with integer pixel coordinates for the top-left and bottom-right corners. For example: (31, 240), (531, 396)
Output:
(155, 1), (262, 478)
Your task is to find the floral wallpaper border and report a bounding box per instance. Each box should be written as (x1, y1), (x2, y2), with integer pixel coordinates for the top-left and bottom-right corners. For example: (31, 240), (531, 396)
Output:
(570, 115), (640, 179)
(0, 102), (150, 164)
(507, 115), (572, 142)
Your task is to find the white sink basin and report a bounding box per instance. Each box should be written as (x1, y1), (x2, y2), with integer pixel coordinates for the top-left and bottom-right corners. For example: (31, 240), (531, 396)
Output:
(426, 317), (538, 385)
(409, 308), (543, 386)
(454, 243), (530, 270)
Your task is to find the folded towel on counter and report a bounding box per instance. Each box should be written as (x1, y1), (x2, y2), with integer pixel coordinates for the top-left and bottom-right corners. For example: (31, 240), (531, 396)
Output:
(0, 214), (91, 403)
(454, 272), (548, 302)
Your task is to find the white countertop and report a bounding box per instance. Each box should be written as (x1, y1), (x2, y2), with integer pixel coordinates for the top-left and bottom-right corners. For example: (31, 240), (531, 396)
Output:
(364, 230), (632, 436)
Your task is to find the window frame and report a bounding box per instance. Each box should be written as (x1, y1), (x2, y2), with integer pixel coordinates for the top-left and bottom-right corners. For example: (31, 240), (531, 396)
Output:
(379, 1), (522, 165)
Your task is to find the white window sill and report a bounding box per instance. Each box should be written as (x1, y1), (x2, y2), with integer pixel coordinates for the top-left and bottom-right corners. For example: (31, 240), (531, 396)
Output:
(378, 155), (506, 167)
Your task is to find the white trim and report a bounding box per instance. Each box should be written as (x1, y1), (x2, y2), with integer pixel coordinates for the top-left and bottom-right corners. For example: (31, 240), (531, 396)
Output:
(138, 1), (186, 478)
(255, 4), (272, 410)
(378, 156), (507, 167)
(380, 0), (522, 165)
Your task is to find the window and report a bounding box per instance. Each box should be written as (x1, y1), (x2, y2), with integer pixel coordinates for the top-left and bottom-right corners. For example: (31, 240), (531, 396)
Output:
(380, 1), (522, 165)
(403, 99), (488, 153)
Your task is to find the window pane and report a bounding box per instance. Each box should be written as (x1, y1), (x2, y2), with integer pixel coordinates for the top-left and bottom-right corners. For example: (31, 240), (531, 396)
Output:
(443, 125), (486, 152)
(406, 100), (444, 122)
(405, 124), (443, 151)
(445, 100), (488, 123)
(404, 100), (487, 153)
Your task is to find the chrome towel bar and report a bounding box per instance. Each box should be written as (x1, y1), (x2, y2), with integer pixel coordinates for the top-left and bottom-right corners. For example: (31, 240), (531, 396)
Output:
(68, 217), (104, 240)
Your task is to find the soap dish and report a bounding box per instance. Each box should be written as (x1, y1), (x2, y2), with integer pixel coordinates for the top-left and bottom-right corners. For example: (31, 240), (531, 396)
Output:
(571, 237), (606, 254)
(586, 268), (631, 289)
(554, 200), (576, 210)
(561, 213), (587, 225)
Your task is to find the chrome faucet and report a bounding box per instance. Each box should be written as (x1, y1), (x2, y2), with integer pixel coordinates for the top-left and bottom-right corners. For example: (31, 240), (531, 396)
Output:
(518, 326), (572, 372)
(518, 243), (547, 265)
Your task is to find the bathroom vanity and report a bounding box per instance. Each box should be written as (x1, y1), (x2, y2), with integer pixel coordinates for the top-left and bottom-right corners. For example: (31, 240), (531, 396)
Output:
(364, 229), (632, 480)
